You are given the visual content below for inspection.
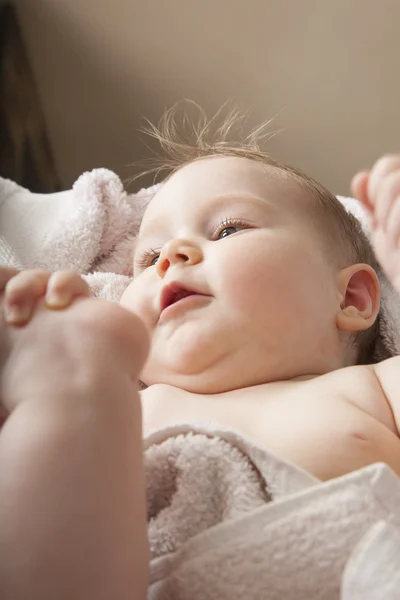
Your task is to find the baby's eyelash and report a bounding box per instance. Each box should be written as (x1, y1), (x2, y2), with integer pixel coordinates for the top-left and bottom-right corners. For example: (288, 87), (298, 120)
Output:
(135, 248), (161, 270)
(211, 217), (251, 238)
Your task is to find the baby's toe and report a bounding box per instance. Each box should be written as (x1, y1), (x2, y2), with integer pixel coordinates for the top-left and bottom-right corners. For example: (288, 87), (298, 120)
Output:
(45, 271), (90, 308)
(4, 270), (50, 325)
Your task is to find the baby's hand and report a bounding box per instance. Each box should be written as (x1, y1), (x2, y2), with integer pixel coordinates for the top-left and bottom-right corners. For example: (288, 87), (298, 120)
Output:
(0, 266), (90, 325)
(351, 155), (400, 291)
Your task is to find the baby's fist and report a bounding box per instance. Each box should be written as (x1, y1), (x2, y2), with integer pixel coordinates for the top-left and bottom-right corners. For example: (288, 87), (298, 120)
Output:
(351, 155), (400, 291)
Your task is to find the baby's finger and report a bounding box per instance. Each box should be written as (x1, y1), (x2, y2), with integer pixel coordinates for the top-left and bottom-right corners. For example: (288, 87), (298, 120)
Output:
(45, 271), (90, 308)
(4, 269), (51, 324)
(385, 181), (400, 243)
(0, 266), (20, 292)
(374, 170), (400, 231)
(351, 171), (371, 212)
(368, 155), (400, 205)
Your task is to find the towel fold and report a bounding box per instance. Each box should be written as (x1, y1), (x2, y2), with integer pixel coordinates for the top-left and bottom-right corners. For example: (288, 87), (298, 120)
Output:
(341, 521), (400, 599)
(144, 424), (317, 560)
(144, 424), (400, 600)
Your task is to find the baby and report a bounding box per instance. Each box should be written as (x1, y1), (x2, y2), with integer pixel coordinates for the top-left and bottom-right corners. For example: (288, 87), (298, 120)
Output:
(1, 111), (400, 599)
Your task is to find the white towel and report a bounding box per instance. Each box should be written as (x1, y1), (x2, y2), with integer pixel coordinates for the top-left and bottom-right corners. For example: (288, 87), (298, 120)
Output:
(144, 424), (400, 600)
(0, 168), (158, 279)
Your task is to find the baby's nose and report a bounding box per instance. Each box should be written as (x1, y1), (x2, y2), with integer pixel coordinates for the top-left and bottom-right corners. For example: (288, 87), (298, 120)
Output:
(156, 238), (203, 277)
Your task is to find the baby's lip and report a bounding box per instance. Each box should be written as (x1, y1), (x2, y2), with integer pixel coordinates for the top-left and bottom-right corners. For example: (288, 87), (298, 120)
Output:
(160, 282), (208, 313)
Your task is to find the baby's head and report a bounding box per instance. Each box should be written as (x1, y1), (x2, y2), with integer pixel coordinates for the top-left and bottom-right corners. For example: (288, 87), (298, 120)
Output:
(121, 107), (382, 393)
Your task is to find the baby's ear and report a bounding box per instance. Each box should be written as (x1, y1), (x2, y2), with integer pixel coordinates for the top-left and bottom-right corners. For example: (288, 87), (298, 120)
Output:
(336, 264), (380, 332)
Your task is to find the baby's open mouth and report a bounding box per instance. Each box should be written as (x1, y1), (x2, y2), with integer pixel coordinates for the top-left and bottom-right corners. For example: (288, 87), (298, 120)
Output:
(161, 283), (199, 311)
(160, 282), (210, 316)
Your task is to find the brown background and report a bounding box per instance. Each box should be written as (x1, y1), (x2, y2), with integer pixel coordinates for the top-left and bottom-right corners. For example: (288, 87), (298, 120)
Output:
(1, 3), (59, 191)
(14, 0), (400, 194)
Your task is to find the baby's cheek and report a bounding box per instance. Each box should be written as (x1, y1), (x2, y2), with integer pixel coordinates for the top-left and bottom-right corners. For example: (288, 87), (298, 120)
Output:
(119, 282), (137, 310)
(120, 279), (153, 326)
(225, 248), (290, 303)
(217, 242), (312, 319)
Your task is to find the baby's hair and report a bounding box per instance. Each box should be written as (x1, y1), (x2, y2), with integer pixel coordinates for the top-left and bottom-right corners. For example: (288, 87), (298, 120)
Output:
(135, 101), (384, 364)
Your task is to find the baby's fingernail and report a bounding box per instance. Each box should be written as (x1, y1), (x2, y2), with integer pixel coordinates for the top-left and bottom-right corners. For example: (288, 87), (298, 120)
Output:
(46, 291), (71, 308)
(4, 304), (31, 324)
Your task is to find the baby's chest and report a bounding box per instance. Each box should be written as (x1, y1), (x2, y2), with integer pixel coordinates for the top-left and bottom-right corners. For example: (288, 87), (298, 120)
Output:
(242, 383), (400, 479)
(141, 380), (400, 479)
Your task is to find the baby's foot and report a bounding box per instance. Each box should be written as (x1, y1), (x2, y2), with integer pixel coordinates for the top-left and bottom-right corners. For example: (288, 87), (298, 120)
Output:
(0, 266), (149, 416)
(352, 155), (400, 293)
(0, 267), (150, 600)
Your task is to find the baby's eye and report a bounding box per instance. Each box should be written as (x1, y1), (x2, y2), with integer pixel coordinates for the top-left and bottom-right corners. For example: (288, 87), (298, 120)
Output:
(218, 226), (242, 239)
(214, 218), (250, 240)
(135, 249), (160, 271)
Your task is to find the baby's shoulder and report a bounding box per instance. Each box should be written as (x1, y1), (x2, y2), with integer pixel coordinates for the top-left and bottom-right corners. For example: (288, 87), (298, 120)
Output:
(368, 356), (400, 432)
(323, 359), (400, 433)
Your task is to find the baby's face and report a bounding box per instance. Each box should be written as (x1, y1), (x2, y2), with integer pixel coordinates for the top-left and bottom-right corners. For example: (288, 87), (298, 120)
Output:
(121, 156), (342, 393)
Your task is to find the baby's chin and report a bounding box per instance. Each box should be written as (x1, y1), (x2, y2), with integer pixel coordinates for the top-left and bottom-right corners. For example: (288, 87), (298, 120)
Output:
(140, 353), (330, 394)
(141, 339), (267, 394)
(141, 325), (329, 393)
(140, 360), (261, 395)
(143, 332), (229, 385)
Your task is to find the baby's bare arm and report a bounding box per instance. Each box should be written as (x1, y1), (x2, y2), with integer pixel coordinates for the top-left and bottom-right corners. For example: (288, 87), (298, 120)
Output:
(0, 272), (150, 600)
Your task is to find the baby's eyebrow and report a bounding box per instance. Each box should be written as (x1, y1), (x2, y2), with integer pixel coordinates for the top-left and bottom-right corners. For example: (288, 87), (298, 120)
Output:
(139, 217), (166, 237)
(207, 194), (279, 212)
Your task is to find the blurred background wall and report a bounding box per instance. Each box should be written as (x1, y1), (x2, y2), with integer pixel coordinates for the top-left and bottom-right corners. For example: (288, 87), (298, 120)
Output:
(10, 0), (400, 194)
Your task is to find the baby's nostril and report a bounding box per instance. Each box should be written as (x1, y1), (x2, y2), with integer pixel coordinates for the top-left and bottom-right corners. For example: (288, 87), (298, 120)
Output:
(160, 258), (170, 272)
